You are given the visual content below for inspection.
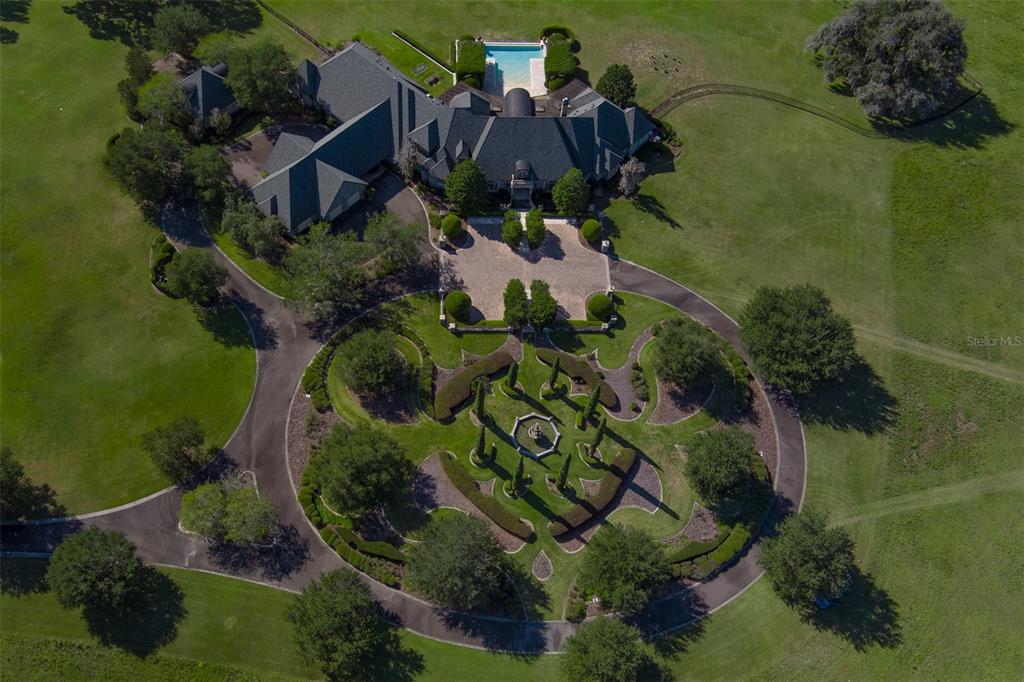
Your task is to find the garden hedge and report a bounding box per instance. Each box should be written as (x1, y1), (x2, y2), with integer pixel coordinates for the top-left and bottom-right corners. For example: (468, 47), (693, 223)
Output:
(438, 454), (535, 541)
(715, 337), (751, 411)
(586, 293), (614, 322)
(433, 351), (513, 420)
(455, 40), (485, 82)
(543, 34), (576, 79)
(397, 326), (435, 419)
(536, 348), (615, 406)
(548, 449), (636, 536)
(580, 218), (601, 242)
(332, 525), (407, 563)
(545, 76), (567, 91)
(320, 528), (399, 588)
(541, 26), (575, 41)
(444, 290), (472, 323)
(525, 209), (545, 248)
(441, 213), (463, 240)
(300, 320), (370, 413)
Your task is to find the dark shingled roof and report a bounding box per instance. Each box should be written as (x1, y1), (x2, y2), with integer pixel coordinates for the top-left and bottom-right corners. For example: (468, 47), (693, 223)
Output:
(504, 88), (534, 117)
(180, 64), (236, 124)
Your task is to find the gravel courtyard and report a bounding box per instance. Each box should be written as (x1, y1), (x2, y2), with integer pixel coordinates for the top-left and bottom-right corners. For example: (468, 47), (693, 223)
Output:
(440, 216), (610, 321)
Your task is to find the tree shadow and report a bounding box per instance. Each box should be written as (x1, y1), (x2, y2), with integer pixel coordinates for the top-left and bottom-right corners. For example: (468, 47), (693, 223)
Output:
(0, 556), (49, 597)
(806, 567), (902, 651)
(207, 523), (310, 582)
(795, 357), (897, 436)
(627, 586), (708, 665)
(631, 193), (680, 229)
(0, 456), (67, 522)
(62, 0), (161, 46)
(881, 92), (1014, 150)
(222, 291), (279, 350)
(0, 26), (17, 43)
(358, 616), (426, 682)
(194, 0), (261, 34)
(0, 0), (31, 23)
(636, 142), (676, 177)
(82, 566), (186, 656)
(195, 300), (261, 349)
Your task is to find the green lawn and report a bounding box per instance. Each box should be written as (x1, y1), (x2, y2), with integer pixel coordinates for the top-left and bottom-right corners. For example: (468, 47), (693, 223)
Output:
(0, 2), (255, 512)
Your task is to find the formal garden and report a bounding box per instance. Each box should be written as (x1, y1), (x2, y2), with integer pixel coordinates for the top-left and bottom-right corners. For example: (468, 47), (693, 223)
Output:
(286, 286), (775, 620)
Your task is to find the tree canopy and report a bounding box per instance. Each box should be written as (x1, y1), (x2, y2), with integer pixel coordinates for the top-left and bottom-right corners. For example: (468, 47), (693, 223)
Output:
(335, 330), (407, 398)
(288, 570), (393, 681)
(503, 278), (529, 328)
(151, 4), (211, 57)
(317, 423), (412, 520)
(577, 524), (670, 613)
(364, 211), (420, 276)
(284, 222), (371, 321)
(551, 167), (590, 217)
(185, 145), (231, 203)
(106, 127), (186, 204)
(140, 416), (211, 484)
(684, 426), (756, 507)
(596, 63), (637, 107)
(138, 74), (193, 133)
(179, 478), (276, 545)
(445, 159), (488, 216)
(806, 0), (967, 120)
(405, 513), (507, 611)
(221, 198), (285, 261)
(760, 508), (855, 613)
(528, 280), (559, 329)
(739, 284), (857, 394)
(561, 618), (649, 682)
(226, 41), (296, 113)
(46, 528), (144, 610)
(164, 247), (228, 305)
(652, 316), (723, 388)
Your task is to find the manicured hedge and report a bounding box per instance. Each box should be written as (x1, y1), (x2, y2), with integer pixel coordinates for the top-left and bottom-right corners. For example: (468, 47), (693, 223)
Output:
(581, 218), (601, 242)
(548, 449), (636, 536)
(301, 320), (371, 413)
(545, 76), (567, 91)
(543, 34), (576, 79)
(586, 293), (614, 322)
(444, 290), (472, 323)
(541, 26), (575, 41)
(397, 326), (435, 419)
(150, 235), (175, 284)
(332, 525), (407, 563)
(455, 40), (485, 82)
(525, 209), (545, 248)
(438, 454), (535, 541)
(666, 525), (730, 563)
(320, 528), (399, 588)
(536, 348), (615, 406)
(715, 337), (751, 411)
(441, 213), (463, 240)
(433, 351), (513, 420)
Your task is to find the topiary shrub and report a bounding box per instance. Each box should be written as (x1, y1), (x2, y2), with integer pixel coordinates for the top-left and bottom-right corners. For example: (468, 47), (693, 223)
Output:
(501, 209), (521, 249)
(433, 351), (513, 420)
(455, 40), (485, 83)
(444, 290), (472, 323)
(545, 76), (567, 91)
(525, 209), (545, 248)
(439, 454), (534, 540)
(536, 348), (615, 406)
(580, 218), (601, 242)
(441, 213), (463, 240)
(541, 26), (575, 41)
(548, 449), (636, 536)
(586, 293), (614, 322)
(543, 34), (576, 80)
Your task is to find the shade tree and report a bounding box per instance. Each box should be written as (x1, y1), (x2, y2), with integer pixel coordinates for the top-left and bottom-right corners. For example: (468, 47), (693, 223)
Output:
(138, 74), (194, 133)
(577, 523), (670, 613)
(106, 126), (186, 204)
(528, 279), (558, 329)
(684, 426), (756, 507)
(185, 145), (232, 203)
(164, 247), (228, 305)
(221, 198), (286, 261)
(738, 284), (857, 394)
(179, 477), (276, 545)
(152, 4), (211, 57)
(596, 63), (637, 107)
(46, 528), (144, 611)
(335, 330), (407, 398)
(364, 211), (420, 275)
(226, 41), (296, 113)
(316, 423), (412, 520)
(551, 167), (590, 217)
(652, 316), (723, 388)
(445, 159), (488, 216)
(561, 618), (650, 682)
(140, 416), (212, 484)
(0, 446), (63, 521)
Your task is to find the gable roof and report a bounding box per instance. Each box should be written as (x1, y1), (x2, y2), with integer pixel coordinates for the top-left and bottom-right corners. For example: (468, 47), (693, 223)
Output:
(181, 64), (236, 123)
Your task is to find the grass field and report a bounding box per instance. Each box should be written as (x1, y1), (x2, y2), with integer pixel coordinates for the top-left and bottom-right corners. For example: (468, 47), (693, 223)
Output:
(2, 0), (1021, 679)
(0, 3), (256, 512)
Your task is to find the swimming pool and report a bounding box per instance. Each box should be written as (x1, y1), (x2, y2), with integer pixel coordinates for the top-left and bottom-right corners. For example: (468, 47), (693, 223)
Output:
(483, 42), (546, 96)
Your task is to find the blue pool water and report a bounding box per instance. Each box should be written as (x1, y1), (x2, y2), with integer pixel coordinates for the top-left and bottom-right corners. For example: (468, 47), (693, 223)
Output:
(483, 43), (544, 95)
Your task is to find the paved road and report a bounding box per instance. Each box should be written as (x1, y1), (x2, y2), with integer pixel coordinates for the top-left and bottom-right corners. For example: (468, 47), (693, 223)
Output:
(1, 210), (805, 653)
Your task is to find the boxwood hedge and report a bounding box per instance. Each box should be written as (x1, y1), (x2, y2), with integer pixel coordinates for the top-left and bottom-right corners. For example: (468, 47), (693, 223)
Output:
(439, 453), (535, 541)
(586, 293), (614, 321)
(455, 40), (485, 82)
(433, 351), (513, 420)
(319, 528), (399, 588)
(536, 348), (615, 406)
(397, 326), (435, 419)
(548, 449), (636, 536)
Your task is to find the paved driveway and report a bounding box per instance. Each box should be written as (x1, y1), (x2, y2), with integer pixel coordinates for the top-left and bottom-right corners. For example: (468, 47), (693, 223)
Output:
(441, 217), (610, 320)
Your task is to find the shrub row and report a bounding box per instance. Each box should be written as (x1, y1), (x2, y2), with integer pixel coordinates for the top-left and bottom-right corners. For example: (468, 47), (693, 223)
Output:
(543, 34), (577, 79)
(536, 348), (615, 406)
(666, 524), (730, 563)
(298, 484), (324, 527)
(300, 320), (370, 413)
(332, 525), (407, 563)
(319, 528), (399, 588)
(455, 40), (485, 82)
(438, 453), (535, 541)
(631, 363), (649, 403)
(548, 449), (636, 536)
(397, 326), (435, 419)
(433, 351), (513, 420)
(525, 209), (545, 248)
(716, 338), (751, 411)
(541, 26), (575, 41)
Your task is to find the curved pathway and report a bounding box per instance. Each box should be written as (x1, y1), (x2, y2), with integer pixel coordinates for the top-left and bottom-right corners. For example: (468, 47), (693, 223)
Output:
(1, 215), (805, 651)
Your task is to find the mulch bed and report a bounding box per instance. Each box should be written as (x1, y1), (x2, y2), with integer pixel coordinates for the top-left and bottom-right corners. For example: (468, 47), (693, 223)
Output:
(532, 549), (553, 581)
(724, 381), (779, 479)
(648, 379), (713, 425)
(413, 454), (525, 553)
(596, 328), (654, 420)
(681, 503), (718, 542)
(350, 384), (416, 424)
(286, 391), (341, 488)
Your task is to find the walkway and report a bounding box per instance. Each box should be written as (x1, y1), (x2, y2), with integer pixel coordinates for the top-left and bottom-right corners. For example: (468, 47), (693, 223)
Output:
(1, 239), (806, 652)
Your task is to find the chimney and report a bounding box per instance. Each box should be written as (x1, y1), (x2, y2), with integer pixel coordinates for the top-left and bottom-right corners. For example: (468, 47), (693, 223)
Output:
(560, 97), (569, 117)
